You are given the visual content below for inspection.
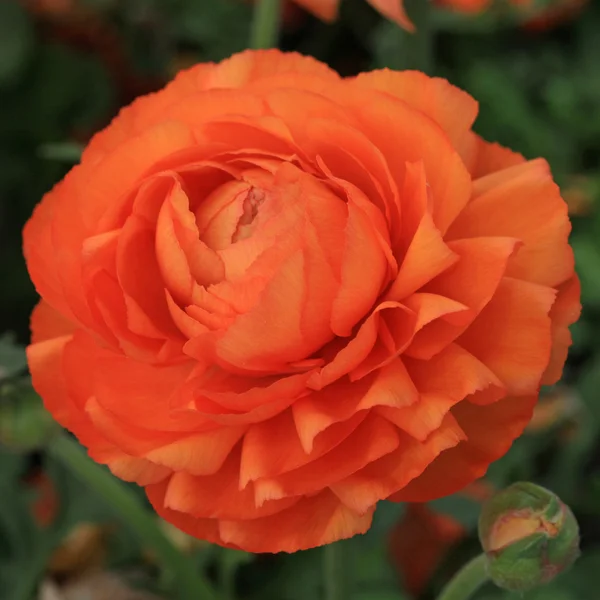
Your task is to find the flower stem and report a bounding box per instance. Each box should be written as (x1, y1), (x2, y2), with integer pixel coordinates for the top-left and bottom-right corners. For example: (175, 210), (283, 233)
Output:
(436, 554), (490, 600)
(11, 538), (57, 600)
(48, 433), (220, 600)
(410, 0), (434, 73)
(323, 542), (344, 600)
(250, 0), (282, 49)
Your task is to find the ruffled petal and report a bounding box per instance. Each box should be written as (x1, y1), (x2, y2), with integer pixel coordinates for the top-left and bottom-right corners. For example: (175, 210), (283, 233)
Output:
(240, 409), (366, 486)
(254, 413), (400, 504)
(542, 275), (581, 385)
(448, 159), (573, 288)
(470, 135), (525, 179)
(458, 277), (555, 395)
(391, 394), (537, 502)
(377, 344), (505, 440)
(218, 490), (373, 553)
(30, 300), (76, 344)
(163, 447), (299, 520)
(354, 70), (478, 163)
(330, 413), (465, 513)
(294, 360), (418, 452)
(406, 237), (520, 359)
(386, 212), (458, 301)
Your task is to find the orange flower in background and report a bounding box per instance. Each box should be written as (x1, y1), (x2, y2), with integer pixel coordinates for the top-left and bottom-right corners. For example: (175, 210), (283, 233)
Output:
(521, 0), (589, 31)
(24, 49), (579, 553)
(390, 481), (493, 596)
(25, 471), (59, 527)
(292, 0), (413, 29)
(436, 0), (589, 30)
(390, 504), (465, 596)
(291, 0), (588, 30)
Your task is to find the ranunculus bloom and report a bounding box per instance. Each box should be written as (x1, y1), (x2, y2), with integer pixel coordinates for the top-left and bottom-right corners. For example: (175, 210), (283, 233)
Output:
(24, 49), (579, 553)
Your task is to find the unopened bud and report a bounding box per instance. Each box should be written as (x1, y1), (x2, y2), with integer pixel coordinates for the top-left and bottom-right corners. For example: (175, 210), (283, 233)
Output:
(478, 482), (579, 592)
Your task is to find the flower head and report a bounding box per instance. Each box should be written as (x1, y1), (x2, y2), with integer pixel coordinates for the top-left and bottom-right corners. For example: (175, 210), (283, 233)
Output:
(24, 50), (579, 553)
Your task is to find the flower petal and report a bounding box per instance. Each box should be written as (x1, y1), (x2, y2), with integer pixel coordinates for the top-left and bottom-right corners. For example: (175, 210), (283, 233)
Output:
(163, 447), (299, 520)
(218, 490), (373, 553)
(240, 409), (366, 486)
(354, 70), (478, 163)
(448, 159), (573, 288)
(330, 413), (465, 513)
(458, 277), (555, 395)
(254, 413), (400, 504)
(542, 275), (581, 385)
(391, 394), (537, 502)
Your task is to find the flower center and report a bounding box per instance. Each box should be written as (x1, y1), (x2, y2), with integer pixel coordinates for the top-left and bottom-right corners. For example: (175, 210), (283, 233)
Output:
(232, 187), (266, 243)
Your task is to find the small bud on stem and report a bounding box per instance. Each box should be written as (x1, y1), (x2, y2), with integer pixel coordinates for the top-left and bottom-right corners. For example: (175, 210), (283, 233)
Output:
(478, 482), (580, 592)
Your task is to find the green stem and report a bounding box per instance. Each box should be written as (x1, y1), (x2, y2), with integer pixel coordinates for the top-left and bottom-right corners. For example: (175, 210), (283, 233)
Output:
(219, 557), (236, 600)
(48, 434), (220, 600)
(11, 538), (57, 600)
(436, 554), (490, 600)
(409, 0), (434, 73)
(250, 0), (282, 49)
(323, 542), (344, 600)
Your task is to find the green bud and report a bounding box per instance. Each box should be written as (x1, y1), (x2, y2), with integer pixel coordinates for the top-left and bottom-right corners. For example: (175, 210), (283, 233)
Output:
(478, 482), (580, 592)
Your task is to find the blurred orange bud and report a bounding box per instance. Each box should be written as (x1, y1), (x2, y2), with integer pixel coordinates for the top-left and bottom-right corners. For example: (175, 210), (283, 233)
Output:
(389, 504), (465, 597)
(389, 480), (494, 597)
(562, 176), (595, 216)
(24, 471), (59, 527)
(523, 0), (589, 31)
(527, 388), (580, 433)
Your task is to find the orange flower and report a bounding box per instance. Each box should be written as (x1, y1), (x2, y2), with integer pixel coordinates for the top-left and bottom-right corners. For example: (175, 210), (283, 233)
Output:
(292, 0), (413, 29)
(24, 50), (579, 553)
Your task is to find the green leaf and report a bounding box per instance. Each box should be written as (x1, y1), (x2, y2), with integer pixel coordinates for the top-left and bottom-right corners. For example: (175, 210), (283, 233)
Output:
(0, 333), (27, 380)
(428, 494), (481, 532)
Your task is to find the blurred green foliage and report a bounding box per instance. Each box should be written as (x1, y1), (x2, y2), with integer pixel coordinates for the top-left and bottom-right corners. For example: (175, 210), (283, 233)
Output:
(1, 0), (599, 599)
